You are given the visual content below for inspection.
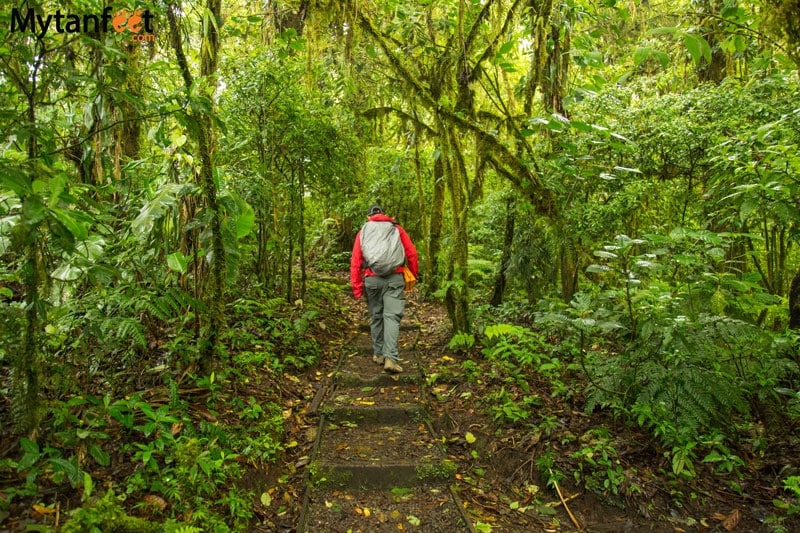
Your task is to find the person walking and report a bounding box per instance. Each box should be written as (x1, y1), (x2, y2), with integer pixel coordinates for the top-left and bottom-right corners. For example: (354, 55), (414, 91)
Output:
(350, 205), (418, 373)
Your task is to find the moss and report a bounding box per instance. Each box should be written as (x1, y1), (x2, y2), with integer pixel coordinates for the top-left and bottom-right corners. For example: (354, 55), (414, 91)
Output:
(416, 459), (457, 482)
(61, 489), (162, 533)
(308, 460), (353, 489)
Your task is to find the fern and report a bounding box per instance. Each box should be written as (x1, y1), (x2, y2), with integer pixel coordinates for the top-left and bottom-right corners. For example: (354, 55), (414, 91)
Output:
(585, 312), (765, 448)
(137, 287), (206, 323)
(635, 362), (747, 440)
(114, 317), (147, 350)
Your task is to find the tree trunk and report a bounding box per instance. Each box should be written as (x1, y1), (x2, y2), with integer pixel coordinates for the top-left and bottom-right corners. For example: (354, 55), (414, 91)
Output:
(442, 125), (470, 333)
(413, 123), (429, 274)
(11, 45), (46, 432)
(490, 196), (516, 306)
(167, 0), (226, 374)
(559, 237), (579, 303)
(299, 162), (307, 301)
(427, 154), (446, 293)
(790, 270), (800, 329)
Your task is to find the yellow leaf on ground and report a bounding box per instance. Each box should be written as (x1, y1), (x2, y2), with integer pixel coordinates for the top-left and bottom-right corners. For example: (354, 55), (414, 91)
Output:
(32, 504), (55, 514)
(722, 509), (742, 531)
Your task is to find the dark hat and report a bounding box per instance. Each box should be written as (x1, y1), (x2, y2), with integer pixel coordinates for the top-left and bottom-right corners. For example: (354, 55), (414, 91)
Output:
(367, 205), (384, 216)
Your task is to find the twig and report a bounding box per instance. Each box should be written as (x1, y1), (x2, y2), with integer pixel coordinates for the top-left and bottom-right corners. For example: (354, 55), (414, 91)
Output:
(552, 491), (581, 507)
(550, 470), (582, 531)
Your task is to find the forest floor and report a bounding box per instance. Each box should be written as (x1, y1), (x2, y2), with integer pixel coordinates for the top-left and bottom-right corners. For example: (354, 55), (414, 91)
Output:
(1, 270), (798, 532)
(259, 271), (800, 533)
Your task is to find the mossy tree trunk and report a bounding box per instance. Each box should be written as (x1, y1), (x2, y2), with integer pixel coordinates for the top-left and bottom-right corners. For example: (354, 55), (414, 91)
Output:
(167, 0), (226, 374)
(7, 41), (48, 433)
(490, 196), (516, 307)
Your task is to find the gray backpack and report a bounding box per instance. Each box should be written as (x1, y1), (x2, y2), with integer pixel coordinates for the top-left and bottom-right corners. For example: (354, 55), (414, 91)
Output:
(360, 221), (405, 276)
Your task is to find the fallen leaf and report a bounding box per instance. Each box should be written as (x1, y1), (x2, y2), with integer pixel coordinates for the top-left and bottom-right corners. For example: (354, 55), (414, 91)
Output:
(721, 509), (742, 531)
(261, 492), (272, 507)
(465, 432), (476, 444)
(140, 495), (167, 512)
(32, 504), (56, 514)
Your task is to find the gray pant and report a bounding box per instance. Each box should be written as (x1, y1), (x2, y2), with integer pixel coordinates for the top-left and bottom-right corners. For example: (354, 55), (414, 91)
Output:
(364, 273), (405, 362)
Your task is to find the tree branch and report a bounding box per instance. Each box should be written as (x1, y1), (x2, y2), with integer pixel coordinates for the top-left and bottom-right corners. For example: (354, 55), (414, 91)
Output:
(357, 8), (555, 217)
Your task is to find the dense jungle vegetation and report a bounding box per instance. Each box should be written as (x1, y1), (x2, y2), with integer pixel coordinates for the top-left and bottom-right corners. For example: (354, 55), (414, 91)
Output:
(2, 0), (800, 530)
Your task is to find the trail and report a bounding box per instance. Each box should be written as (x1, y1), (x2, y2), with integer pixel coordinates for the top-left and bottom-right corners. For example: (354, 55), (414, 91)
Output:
(296, 295), (473, 532)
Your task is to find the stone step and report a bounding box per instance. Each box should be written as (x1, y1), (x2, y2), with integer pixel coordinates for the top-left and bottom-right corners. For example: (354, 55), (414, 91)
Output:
(334, 370), (420, 388)
(322, 405), (425, 425)
(357, 323), (421, 333)
(299, 485), (470, 533)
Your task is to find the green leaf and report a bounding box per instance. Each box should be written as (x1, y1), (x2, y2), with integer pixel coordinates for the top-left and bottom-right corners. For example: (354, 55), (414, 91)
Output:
(20, 438), (39, 454)
(167, 252), (189, 273)
(613, 166), (641, 174)
(52, 208), (88, 241)
(88, 444), (110, 466)
(739, 197), (759, 222)
(48, 174), (67, 209)
(683, 33), (711, 65)
(465, 431), (476, 444)
(50, 457), (84, 487)
(261, 492), (272, 506)
(570, 120), (594, 133)
(22, 195), (47, 224)
(0, 167), (31, 196)
(633, 46), (652, 67)
(497, 40), (515, 56)
(593, 250), (618, 259)
(235, 202), (255, 238)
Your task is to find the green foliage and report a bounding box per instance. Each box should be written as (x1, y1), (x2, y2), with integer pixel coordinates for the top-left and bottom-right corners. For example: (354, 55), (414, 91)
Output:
(448, 332), (475, 352)
(570, 428), (627, 497)
(62, 489), (161, 533)
(557, 228), (796, 462)
(225, 295), (320, 372)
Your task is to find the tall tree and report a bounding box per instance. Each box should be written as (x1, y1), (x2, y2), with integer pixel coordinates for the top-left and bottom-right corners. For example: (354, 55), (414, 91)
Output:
(167, 0), (226, 373)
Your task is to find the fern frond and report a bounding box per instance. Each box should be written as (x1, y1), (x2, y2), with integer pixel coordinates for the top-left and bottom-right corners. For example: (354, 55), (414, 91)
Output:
(136, 287), (205, 323)
(115, 317), (147, 349)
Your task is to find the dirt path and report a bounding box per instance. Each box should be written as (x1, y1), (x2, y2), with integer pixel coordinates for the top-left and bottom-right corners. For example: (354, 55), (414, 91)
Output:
(296, 303), (473, 532)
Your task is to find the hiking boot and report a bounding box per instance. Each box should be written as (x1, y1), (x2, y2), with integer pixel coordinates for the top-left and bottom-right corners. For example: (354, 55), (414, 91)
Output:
(372, 354), (385, 365)
(383, 359), (403, 373)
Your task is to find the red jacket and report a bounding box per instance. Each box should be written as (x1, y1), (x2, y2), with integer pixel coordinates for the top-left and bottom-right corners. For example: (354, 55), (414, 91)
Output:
(350, 214), (418, 299)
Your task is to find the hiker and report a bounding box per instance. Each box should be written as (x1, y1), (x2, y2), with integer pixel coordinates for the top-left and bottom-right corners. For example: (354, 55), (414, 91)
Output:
(350, 205), (418, 373)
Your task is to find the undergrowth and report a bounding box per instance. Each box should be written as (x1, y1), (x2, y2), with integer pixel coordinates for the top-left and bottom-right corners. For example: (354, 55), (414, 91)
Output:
(0, 278), (341, 531)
